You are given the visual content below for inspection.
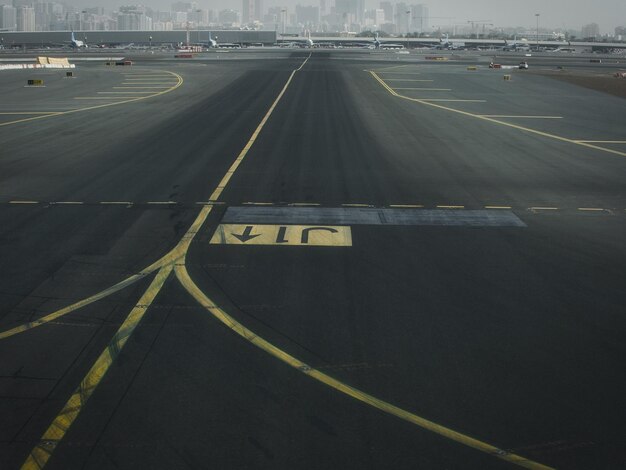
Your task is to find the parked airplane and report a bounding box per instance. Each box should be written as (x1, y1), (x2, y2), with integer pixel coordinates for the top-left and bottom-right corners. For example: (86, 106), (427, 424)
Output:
(503, 36), (530, 51)
(70, 31), (87, 48)
(434, 34), (465, 50)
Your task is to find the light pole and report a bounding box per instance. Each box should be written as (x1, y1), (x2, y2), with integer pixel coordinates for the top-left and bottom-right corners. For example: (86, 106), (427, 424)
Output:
(535, 13), (540, 50)
(406, 9), (410, 49)
(281, 9), (286, 35)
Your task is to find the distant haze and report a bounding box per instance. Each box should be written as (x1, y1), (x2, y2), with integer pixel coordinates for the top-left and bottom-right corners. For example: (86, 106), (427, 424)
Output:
(65, 0), (625, 33)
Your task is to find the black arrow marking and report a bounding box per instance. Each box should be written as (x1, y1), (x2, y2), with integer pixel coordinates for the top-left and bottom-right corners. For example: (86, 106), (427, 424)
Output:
(232, 226), (261, 243)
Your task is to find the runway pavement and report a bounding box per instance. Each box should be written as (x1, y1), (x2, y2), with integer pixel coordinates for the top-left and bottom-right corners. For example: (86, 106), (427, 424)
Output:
(1, 50), (625, 470)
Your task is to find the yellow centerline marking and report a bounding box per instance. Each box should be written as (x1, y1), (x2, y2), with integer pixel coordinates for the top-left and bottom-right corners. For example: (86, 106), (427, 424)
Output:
(389, 204), (424, 208)
(7, 55), (552, 470)
(370, 70), (626, 158)
(0, 112), (59, 115)
(21, 265), (173, 470)
(175, 264), (552, 470)
(485, 206), (513, 209)
(9, 200), (39, 204)
(437, 205), (465, 209)
(0, 70), (182, 128)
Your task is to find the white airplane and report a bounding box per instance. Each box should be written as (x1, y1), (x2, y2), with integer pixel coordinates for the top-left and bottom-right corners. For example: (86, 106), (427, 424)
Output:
(434, 34), (464, 50)
(70, 31), (87, 48)
(207, 32), (218, 48)
(503, 35), (529, 51)
(305, 30), (314, 48)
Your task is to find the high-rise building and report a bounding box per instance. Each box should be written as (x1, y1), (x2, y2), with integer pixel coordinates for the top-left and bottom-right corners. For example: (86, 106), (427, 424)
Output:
(0, 5), (17, 31)
(395, 2), (409, 34)
(242, 0), (262, 23)
(581, 23), (600, 39)
(16, 6), (35, 31)
(379, 2), (392, 23)
(296, 5), (319, 27)
(410, 4), (428, 32)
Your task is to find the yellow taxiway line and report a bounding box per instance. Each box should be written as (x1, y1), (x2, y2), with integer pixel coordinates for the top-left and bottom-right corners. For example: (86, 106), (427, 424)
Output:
(0, 70), (182, 128)
(6, 56), (552, 470)
(370, 71), (626, 158)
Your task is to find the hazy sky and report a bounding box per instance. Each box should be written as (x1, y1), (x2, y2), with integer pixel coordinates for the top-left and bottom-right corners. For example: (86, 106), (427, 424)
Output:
(68, 1), (626, 32)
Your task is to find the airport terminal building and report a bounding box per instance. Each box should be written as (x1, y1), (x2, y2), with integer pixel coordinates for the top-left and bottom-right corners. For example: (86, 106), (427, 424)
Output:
(0, 30), (277, 48)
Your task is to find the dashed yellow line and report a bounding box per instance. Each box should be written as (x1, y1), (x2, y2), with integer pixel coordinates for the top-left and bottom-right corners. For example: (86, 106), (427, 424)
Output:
(370, 71), (626, 158)
(485, 206), (513, 210)
(437, 205), (465, 209)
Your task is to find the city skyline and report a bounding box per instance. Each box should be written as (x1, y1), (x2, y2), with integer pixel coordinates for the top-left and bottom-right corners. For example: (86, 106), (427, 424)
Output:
(49, 0), (625, 33)
(1, 0), (624, 36)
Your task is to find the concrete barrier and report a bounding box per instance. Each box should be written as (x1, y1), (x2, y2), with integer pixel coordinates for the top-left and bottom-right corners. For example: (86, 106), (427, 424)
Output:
(0, 63), (75, 71)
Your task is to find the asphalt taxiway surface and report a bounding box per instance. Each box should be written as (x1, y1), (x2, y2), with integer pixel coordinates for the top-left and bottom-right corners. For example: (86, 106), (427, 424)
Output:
(1, 50), (625, 470)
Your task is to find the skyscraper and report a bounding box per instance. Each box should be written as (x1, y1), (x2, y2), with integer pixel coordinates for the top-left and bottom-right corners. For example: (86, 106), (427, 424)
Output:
(16, 6), (35, 32)
(0, 5), (17, 31)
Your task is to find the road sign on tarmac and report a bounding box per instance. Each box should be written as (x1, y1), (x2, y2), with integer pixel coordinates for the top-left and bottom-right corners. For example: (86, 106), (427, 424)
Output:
(209, 224), (352, 247)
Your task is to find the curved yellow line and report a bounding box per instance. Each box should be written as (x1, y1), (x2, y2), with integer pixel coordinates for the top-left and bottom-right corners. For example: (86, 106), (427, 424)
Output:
(10, 54), (553, 470)
(370, 70), (626, 158)
(0, 70), (183, 128)
(175, 263), (553, 470)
